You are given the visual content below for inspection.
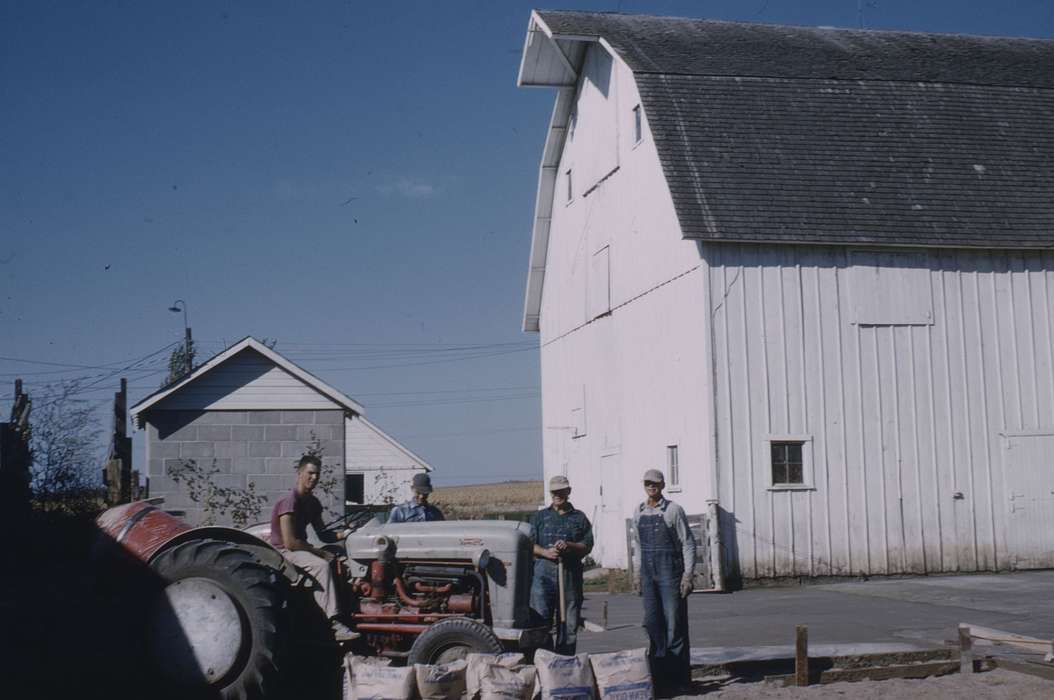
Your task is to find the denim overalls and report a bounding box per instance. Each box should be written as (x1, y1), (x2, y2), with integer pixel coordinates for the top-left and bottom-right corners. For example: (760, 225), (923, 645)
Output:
(637, 500), (691, 688)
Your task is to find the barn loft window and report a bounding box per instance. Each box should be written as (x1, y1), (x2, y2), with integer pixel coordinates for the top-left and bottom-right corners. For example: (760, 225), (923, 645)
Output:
(632, 104), (642, 144)
(565, 169), (573, 203)
(771, 441), (804, 486)
(667, 445), (680, 489)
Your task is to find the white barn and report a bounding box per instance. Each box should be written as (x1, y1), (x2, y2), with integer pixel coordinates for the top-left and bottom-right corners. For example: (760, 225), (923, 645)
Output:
(517, 11), (1054, 586)
(131, 337), (431, 525)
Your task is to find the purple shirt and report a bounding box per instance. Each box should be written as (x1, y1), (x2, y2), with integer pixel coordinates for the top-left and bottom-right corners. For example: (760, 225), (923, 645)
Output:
(269, 490), (322, 548)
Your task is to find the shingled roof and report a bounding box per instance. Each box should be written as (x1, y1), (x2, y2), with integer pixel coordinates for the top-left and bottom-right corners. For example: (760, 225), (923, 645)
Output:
(531, 10), (1054, 248)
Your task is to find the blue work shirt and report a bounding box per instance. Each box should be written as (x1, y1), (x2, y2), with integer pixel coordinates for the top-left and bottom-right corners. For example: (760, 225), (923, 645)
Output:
(388, 499), (445, 523)
(530, 504), (594, 576)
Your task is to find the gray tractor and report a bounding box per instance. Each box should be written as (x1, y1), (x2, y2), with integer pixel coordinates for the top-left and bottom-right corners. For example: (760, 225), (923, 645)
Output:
(96, 501), (549, 700)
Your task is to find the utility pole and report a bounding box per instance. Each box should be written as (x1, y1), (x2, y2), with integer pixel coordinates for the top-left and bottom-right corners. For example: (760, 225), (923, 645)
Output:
(104, 378), (132, 505)
(184, 325), (193, 375)
(169, 299), (193, 376)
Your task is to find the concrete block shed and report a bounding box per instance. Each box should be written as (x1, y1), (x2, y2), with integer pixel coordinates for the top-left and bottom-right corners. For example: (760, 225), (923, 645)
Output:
(130, 337), (431, 526)
(517, 11), (1054, 583)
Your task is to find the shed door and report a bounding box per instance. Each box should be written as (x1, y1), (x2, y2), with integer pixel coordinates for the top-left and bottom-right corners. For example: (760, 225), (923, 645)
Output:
(1004, 434), (1054, 569)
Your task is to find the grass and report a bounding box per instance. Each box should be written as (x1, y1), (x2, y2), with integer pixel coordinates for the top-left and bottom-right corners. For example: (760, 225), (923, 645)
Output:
(431, 480), (543, 520)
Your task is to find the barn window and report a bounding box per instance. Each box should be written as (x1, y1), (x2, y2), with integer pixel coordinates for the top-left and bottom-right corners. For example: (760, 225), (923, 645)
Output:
(589, 245), (611, 319)
(771, 441), (805, 486)
(345, 473), (364, 504)
(571, 385), (586, 438)
(667, 445), (680, 489)
(632, 104), (642, 144)
(565, 169), (573, 203)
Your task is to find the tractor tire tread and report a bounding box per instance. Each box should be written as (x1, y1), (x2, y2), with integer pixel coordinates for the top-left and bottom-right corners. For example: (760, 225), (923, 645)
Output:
(151, 538), (287, 700)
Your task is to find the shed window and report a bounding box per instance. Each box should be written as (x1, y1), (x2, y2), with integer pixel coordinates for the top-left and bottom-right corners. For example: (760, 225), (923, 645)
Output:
(632, 104), (642, 143)
(771, 441), (804, 485)
(667, 445), (680, 487)
(345, 473), (364, 504)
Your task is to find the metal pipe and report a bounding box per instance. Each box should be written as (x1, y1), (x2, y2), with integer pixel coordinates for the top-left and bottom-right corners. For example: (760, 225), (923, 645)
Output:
(355, 623), (430, 635)
(393, 575), (428, 609)
(412, 581), (454, 594)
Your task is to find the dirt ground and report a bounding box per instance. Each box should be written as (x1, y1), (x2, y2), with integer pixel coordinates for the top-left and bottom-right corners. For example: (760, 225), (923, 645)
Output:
(680, 668), (1053, 699)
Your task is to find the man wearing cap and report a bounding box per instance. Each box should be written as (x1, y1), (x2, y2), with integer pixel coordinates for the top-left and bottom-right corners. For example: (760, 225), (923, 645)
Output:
(529, 475), (594, 655)
(633, 468), (696, 694)
(388, 472), (445, 523)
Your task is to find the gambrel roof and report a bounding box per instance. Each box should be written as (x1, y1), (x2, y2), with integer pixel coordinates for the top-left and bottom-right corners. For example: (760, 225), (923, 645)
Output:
(518, 10), (1054, 328)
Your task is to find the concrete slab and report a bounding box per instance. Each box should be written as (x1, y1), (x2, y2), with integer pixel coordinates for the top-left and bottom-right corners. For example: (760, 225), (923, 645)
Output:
(576, 570), (1054, 656)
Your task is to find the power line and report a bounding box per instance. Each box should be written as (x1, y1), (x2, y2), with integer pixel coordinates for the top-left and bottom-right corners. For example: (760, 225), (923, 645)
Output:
(366, 393), (538, 409)
(401, 426), (541, 439)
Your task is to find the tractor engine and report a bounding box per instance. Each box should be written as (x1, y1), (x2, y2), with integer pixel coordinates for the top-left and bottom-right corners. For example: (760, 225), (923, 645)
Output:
(342, 520), (539, 660)
(349, 534), (484, 628)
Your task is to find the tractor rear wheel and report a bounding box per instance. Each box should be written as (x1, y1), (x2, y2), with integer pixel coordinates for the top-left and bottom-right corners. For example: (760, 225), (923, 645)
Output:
(407, 617), (503, 665)
(150, 539), (286, 700)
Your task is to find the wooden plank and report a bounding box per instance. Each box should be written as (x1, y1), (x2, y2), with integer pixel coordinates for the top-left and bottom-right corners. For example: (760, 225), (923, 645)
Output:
(778, 660), (965, 685)
(959, 624), (974, 674)
(964, 623), (1054, 652)
(990, 658), (1054, 682)
(795, 625), (809, 686)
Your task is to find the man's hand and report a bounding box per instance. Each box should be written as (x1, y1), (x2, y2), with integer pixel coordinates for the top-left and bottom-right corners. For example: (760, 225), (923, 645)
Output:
(554, 540), (568, 554)
(542, 547), (560, 561)
(680, 575), (693, 598)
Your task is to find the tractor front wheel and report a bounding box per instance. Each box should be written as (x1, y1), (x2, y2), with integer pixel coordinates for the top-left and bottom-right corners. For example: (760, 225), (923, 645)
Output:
(150, 539), (286, 700)
(407, 617), (503, 665)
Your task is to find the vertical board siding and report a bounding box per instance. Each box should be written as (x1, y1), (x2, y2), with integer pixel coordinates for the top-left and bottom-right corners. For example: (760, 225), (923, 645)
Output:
(710, 244), (1054, 579)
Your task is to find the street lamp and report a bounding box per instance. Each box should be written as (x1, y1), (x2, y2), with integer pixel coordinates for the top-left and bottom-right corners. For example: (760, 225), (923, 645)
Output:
(168, 299), (193, 375)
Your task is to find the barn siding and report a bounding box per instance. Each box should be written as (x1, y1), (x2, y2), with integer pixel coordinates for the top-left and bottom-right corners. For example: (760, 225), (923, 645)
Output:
(707, 244), (1054, 580)
(153, 349), (341, 411)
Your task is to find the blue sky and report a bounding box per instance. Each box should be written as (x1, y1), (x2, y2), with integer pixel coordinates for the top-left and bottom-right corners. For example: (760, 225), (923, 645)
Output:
(2, 0), (1052, 486)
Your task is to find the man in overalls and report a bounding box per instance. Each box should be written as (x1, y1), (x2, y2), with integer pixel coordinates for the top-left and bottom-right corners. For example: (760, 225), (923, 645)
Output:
(529, 475), (593, 654)
(633, 469), (696, 693)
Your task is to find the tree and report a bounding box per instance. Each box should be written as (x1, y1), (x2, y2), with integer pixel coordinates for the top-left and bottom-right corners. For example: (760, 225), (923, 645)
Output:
(161, 339), (196, 389)
(168, 458), (269, 528)
(302, 430), (343, 519)
(30, 381), (103, 516)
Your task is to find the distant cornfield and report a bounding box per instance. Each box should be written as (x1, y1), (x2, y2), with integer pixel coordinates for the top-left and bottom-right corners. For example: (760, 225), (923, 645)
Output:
(432, 480), (543, 520)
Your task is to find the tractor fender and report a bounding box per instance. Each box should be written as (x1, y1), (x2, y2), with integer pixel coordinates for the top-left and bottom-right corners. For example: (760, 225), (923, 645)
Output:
(96, 501), (295, 582)
(150, 526), (296, 582)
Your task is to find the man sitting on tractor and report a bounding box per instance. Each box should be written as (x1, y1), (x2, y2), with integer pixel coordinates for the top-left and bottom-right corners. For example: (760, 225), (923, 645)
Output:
(269, 454), (358, 640)
(388, 473), (445, 523)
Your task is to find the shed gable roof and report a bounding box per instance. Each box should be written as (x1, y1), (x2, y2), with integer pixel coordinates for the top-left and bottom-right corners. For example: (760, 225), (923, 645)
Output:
(130, 337), (364, 424)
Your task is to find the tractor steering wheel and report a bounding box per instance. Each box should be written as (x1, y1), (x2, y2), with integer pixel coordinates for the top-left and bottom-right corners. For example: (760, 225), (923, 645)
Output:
(322, 509), (376, 537)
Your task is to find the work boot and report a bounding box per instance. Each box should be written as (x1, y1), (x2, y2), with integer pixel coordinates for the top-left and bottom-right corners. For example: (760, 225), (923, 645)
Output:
(330, 618), (361, 641)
